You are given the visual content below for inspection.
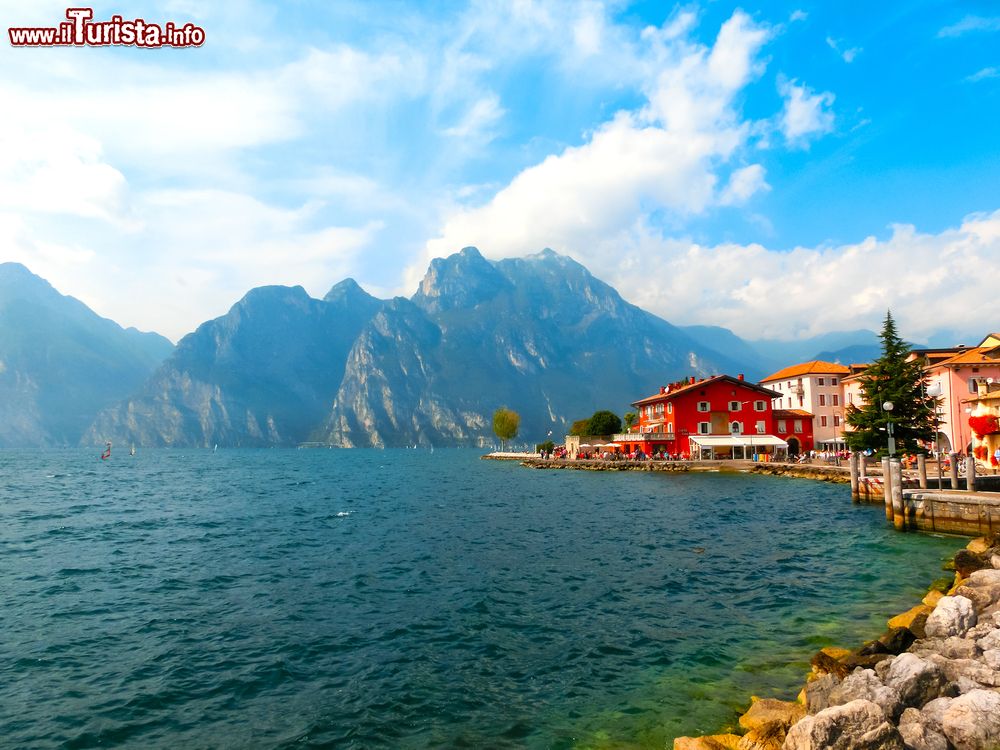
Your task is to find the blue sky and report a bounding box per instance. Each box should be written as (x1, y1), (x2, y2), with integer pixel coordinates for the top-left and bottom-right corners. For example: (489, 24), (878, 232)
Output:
(1, 1), (997, 343)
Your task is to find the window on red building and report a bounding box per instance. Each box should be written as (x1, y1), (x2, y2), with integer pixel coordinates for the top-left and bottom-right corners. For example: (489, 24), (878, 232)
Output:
(754, 400), (766, 411)
(697, 422), (710, 434)
(794, 420), (803, 433)
(778, 420), (787, 432)
(697, 401), (710, 412)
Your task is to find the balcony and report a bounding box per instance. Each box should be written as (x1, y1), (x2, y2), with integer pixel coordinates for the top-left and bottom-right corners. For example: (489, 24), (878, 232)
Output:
(613, 432), (675, 442)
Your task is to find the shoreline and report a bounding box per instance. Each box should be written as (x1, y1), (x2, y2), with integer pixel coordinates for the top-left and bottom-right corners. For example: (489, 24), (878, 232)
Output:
(484, 452), (1000, 747)
(674, 534), (1000, 750)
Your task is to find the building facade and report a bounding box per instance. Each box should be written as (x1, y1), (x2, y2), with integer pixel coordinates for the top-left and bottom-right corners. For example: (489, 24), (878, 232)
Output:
(760, 361), (851, 447)
(614, 374), (785, 459)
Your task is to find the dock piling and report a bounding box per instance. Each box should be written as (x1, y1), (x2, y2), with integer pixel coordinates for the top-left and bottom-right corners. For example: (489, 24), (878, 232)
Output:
(968, 456), (977, 493)
(891, 459), (904, 530)
(950, 453), (959, 490)
(917, 454), (927, 489)
(883, 457), (893, 522)
(850, 453), (860, 502)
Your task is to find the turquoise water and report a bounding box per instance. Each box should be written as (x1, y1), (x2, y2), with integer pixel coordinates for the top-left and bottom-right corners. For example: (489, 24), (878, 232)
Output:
(0, 449), (958, 748)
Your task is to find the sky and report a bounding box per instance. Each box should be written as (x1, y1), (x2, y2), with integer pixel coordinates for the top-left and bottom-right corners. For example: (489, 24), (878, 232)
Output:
(1, 0), (998, 345)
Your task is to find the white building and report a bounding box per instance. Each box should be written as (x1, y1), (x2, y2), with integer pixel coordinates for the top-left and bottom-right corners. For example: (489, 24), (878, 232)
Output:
(760, 360), (851, 448)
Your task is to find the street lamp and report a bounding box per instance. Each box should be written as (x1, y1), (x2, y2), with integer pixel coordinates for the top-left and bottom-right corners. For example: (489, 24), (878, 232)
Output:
(883, 401), (895, 458)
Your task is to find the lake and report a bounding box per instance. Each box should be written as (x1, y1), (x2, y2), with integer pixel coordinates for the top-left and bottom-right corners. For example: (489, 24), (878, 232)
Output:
(0, 449), (959, 748)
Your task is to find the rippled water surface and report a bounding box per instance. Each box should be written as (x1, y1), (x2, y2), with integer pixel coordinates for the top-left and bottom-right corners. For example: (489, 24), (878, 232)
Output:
(1, 449), (959, 748)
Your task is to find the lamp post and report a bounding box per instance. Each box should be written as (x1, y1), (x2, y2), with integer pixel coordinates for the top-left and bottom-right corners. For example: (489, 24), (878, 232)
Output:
(883, 401), (895, 458)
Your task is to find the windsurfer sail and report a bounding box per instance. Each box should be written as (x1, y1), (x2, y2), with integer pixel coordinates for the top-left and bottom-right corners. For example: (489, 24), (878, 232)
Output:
(101, 441), (112, 460)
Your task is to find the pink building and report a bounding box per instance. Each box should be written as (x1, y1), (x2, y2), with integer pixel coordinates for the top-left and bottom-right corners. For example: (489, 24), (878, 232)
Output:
(924, 334), (1000, 455)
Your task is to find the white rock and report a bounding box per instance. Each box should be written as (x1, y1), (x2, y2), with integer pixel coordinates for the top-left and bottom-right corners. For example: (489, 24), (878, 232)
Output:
(977, 628), (1000, 651)
(782, 699), (903, 750)
(941, 689), (1000, 750)
(829, 669), (902, 721)
(925, 596), (977, 638)
(898, 707), (949, 750)
(983, 649), (1000, 669)
(967, 568), (1000, 586)
(918, 697), (953, 734)
(884, 653), (948, 708)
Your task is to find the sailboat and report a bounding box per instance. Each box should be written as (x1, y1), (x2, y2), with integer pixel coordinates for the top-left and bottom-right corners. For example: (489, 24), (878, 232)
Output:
(129, 445), (136, 456)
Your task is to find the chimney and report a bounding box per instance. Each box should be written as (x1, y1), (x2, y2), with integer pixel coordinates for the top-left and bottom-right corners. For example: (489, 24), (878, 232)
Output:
(689, 376), (696, 384)
(738, 373), (744, 381)
(660, 386), (666, 394)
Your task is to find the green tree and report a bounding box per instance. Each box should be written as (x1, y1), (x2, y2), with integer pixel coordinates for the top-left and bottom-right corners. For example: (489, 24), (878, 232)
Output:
(568, 419), (590, 436)
(493, 407), (520, 449)
(845, 310), (937, 457)
(586, 410), (622, 436)
(623, 412), (637, 431)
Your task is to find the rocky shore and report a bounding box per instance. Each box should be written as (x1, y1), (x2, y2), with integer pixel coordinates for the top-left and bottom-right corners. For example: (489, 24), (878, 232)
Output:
(675, 536), (1000, 750)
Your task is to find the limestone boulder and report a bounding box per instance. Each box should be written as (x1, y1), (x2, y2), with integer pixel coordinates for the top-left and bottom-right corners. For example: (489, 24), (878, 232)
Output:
(966, 537), (990, 554)
(829, 669), (902, 721)
(926, 654), (1000, 688)
(954, 549), (990, 578)
(938, 636), (979, 660)
(917, 697), (953, 734)
(737, 697), (804, 750)
(924, 596), (977, 638)
(888, 605), (932, 632)
(675, 734), (742, 750)
(782, 699), (903, 750)
(804, 674), (840, 714)
(884, 653), (948, 708)
(941, 689), (1000, 750)
(897, 707), (949, 750)
(983, 649), (1000, 669)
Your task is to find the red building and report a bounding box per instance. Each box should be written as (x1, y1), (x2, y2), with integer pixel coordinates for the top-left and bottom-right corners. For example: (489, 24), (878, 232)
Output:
(771, 409), (815, 456)
(615, 374), (788, 459)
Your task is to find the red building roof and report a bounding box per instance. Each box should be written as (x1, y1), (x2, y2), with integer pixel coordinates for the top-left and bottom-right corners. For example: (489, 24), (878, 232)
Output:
(631, 374), (779, 407)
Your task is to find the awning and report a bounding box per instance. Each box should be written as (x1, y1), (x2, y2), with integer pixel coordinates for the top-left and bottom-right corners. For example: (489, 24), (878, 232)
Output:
(689, 435), (788, 448)
(818, 438), (846, 445)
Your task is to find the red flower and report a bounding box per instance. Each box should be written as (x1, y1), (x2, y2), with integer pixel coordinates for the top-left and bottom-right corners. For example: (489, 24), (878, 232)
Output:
(968, 414), (1000, 437)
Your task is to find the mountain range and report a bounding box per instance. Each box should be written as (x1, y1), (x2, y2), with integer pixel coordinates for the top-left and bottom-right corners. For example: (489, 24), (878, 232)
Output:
(0, 263), (172, 447)
(1, 251), (889, 448)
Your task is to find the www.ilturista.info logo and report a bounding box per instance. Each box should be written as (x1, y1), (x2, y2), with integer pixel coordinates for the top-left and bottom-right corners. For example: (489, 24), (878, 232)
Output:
(9, 7), (205, 48)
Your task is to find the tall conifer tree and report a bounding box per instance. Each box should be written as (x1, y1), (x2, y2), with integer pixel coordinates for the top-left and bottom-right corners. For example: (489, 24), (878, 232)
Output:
(845, 311), (937, 456)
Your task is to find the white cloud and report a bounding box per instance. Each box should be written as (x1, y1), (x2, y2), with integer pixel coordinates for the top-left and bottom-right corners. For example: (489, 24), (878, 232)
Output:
(442, 92), (506, 140)
(825, 36), (861, 63)
(938, 15), (1000, 38)
(790, 10), (808, 23)
(966, 67), (1000, 83)
(423, 10), (774, 279)
(588, 210), (1000, 343)
(719, 164), (770, 206)
(779, 78), (835, 145)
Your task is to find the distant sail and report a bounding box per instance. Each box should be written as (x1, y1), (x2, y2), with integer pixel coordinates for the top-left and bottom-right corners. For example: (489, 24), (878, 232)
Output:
(101, 441), (112, 460)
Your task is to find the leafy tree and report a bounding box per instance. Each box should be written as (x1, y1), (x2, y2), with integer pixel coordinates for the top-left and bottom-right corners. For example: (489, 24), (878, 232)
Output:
(492, 407), (520, 449)
(586, 410), (622, 436)
(623, 412), (637, 431)
(568, 419), (591, 436)
(535, 440), (555, 454)
(845, 310), (937, 457)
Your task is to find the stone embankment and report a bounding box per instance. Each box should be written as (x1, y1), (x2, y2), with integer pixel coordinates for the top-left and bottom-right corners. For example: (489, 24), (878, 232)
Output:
(509, 456), (854, 483)
(675, 536), (1000, 750)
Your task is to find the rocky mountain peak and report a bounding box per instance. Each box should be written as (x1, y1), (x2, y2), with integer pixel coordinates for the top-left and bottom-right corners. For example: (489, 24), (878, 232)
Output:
(412, 246), (511, 313)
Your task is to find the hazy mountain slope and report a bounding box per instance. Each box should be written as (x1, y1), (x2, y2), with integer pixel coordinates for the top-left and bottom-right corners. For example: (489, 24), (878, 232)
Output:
(85, 281), (383, 447)
(0, 263), (173, 447)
